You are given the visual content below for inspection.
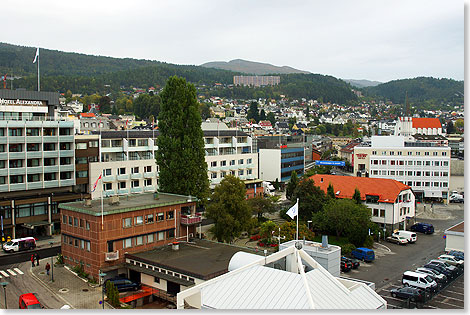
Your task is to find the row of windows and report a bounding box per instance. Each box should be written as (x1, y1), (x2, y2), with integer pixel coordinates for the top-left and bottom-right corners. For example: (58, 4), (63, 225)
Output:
(103, 166), (153, 176)
(103, 179), (153, 190)
(81, 122), (103, 129)
(0, 127), (72, 137)
(0, 157), (73, 169)
(122, 211), (174, 228)
(398, 181), (448, 188)
(372, 150), (447, 156)
(62, 215), (91, 230)
(371, 170), (449, 177)
(0, 202), (58, 219)
(63, 235), (91, 251)
(129, 259), (195, 283)
(76, 141), (99, 149)
(122, 229), (174, 248)
(101, 139), (150, 148)
(371, 207), (411, 218)
(371, 160), (449, 167)
(210, 158), (253, 168)
(210, 169), (253, 179)
(0, 172), (73, 184)
(0, 142), (74, 153)
(76, 156), (99, 164)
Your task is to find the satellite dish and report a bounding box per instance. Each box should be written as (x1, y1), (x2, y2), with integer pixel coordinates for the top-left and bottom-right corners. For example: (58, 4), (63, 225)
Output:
(295, 242), (303, 250)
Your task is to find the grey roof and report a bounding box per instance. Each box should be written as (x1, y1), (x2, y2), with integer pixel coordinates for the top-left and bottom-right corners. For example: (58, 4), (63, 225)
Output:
(0, 90), (60, 105)
(126, 239), (262, 280)
(59, 192), (196, 216)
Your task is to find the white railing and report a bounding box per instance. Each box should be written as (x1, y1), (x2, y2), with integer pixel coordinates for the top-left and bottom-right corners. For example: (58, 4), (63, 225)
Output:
(105, 250), (119, 261)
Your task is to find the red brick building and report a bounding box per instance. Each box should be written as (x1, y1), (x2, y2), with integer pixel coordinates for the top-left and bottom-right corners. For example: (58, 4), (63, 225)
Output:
(59, 192), (199, 279)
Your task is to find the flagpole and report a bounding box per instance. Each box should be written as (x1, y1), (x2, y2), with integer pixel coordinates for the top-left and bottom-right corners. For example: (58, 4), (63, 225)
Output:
(37, 48), (40, 92)
(296, 198), (299, 242)
(101, 177), (104, 230)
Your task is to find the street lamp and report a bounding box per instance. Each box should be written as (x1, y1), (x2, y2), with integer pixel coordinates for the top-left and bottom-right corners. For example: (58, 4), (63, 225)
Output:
(0, 282), (8, 309)
(49, 241), (54, 282)
(307, 220), (312, 230)
(99, 271), (107, 309)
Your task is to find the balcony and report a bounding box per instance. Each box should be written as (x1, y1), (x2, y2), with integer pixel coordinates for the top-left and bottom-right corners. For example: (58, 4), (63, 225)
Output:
(59, 150), (74, 158)
(43, 136), (58, 143)
(118, 188), (129, 195)
(59, 135), (74, 142)
(0, 185), (7, 192)
(144, 186), (155, 192)
(8, 136), (25, 143)
(27, 151), (42, 158)
(9, 168), (26, 176)
(105, 250), (119, 261)
(117, 174), (130, 181)
(144, 172), (155, 178)
(0, 153), (6, 160)
(0, 169), (6, 176)
(60, 164), (74, 172)
(60, 179), (75, 187)
(43, 151), (59, 158)
(102, 175), (116, 182)
(0, 138), (6, 144)
(131, 173), (143, 179)
(9, 183), (26, 191)
(180, 213), (202, 226)
(104, 190), (115, 197)
(44, 180), (59, 189)
(44, 165), (59, 173)
(131, 187), (142, 193)
(9, 152), (25, 159)
(28, 182), (43, 190)
(26, 136), (42, 143)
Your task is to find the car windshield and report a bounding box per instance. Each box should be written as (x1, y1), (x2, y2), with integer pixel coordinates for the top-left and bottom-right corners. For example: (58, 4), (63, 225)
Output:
(27, 303), (42, 309)
(424, 275), (433, 283)
(5, 241), (13, 246)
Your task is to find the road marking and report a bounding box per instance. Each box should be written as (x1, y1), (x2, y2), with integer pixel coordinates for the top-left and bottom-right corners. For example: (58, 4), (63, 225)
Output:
(431, 300), (463, 308)
(0, 270), (9, 277)
(13, 268), (23, 275)
(7, 269), (16, 276)
(434, 294), (464, 303)
(444, 290), (464, 296)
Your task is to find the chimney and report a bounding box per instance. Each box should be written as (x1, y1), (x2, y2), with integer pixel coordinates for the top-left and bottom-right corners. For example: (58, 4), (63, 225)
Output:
(321, 235), (329, 248)
(154, 192), (159, 200)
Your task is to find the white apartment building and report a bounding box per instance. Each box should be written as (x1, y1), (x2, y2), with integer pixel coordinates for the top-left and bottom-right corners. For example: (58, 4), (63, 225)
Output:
(353, 136), (451, 201)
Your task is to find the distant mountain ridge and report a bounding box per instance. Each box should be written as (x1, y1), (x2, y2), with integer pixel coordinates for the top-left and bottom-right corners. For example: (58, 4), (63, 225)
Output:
(343, 79), (382, 88)
(201, 59), (310, 75)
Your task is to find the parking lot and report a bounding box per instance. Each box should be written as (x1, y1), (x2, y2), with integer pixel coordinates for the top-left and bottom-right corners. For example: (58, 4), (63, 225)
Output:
(340, 202), (464, 309)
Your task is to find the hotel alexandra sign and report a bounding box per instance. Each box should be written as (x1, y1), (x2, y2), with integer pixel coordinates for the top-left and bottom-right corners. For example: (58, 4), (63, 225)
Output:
(356, 153), (367, 159)
(0, 99), (45, 106)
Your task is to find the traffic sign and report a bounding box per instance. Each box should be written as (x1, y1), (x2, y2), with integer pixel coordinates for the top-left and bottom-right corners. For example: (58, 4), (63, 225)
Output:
(315, 160), (345, 166)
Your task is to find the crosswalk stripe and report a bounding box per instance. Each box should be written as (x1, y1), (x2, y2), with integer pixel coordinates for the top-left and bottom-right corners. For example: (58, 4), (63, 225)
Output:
(7, 269), (16, 276)
(14, 268), (23, 275)
(0, 270), (9, 277)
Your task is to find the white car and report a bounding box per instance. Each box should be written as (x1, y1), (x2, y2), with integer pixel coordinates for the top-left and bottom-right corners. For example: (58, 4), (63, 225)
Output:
(438, 254), (464, 267)
(386, 235), (408, 245)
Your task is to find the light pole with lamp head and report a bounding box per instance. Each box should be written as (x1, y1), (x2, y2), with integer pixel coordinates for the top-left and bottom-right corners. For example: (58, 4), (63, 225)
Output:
(307, 220), (312, 230)
(0, 282), (8, 309)
(49, 241), (54, 282)
(99, 271), (107, 309)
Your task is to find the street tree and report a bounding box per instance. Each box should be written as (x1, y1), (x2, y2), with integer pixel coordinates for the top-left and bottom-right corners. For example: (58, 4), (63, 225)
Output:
(352, 188), (362, 204)
(247, 196), (276, 221)
(286, 171), (299, 200)
(156, 76), (209, 202)
(266, 112), (276, 127)
(247, 101), (260, 123)
(205, 175), (252, 243)
(327, 183), (335, 199)
(291, 178), (327, 221)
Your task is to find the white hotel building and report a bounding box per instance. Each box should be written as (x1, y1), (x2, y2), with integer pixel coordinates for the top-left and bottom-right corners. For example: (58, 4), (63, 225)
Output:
(353, 136), (451, 201)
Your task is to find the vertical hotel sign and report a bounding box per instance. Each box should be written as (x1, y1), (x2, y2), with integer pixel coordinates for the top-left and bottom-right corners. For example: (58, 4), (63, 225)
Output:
(0, 99), (45, 106)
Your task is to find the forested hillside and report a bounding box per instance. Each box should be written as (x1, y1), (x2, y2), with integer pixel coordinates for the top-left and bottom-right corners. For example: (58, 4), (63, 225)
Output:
(363, 77), (464, 108)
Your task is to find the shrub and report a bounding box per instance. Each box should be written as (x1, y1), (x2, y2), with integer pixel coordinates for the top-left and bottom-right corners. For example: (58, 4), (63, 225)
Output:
(363, 235), (374, 248)
(56, 253), (64, 265)
(105, 281), (121, 308)
(341, 243), (356, 256)
(250, 235), (261, 241)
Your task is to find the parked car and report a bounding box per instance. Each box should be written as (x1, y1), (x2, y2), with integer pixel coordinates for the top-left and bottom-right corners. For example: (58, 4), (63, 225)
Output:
(392, 230), (417, 243)
(449, 193), (464, 203)
(423, 263), (454, 279)
(390, 286), (424, 302)
(415, 267), (447, 284)
(402, 271), (437, 292)
(410, 223), (434, 234)
(351, 248), (375, 262)
(438, 254), (464, 268)
(447, 250), (464, 261)
(340, 259), (352, 272)
(342, 256), (360, 269)
(429, 259), (459, 274)
(386, 235), (408, 245)
(19, 293), (43, 309)
(3, 237), (36, 253)
(105, 277), (140, 292)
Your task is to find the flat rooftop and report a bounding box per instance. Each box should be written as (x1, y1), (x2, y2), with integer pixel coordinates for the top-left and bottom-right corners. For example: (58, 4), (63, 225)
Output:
(446, 221), (464, 234)
(59, 192), (197, 216)
(126, 239), (262, 280)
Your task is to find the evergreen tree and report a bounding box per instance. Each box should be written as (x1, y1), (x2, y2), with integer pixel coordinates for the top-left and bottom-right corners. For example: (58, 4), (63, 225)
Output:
(286, 171), (299, 200)
(352, 188), (362, 204)
(206, 175), (252, 243)
(267, 112), (276, 127)
(247, 101), (260, 123)
(259, 109), (267, 121)
(446, 121), (455, 134)
(327, 183), (335, 199)
(156, 76), (209, 202)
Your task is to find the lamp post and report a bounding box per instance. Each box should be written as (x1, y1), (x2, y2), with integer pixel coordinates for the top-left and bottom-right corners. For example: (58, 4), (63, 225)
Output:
(49, 241), (54, 282)
(99, 271), (106, 309)
(0, 282), (8, 309)
(307, 220), (312, 230)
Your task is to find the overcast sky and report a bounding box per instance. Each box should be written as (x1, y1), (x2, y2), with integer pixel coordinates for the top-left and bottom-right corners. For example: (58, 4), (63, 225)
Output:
(3, 0), (464, 82)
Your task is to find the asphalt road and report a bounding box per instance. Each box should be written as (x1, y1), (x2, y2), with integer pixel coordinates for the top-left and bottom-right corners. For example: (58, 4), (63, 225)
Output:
(0, 246), (60, 266)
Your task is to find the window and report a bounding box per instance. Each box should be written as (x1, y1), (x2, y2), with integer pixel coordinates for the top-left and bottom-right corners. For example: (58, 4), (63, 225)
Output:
(86, 221), (90, 230)
(74, 239), (79, 247)
(381, 160), (386, 165)
(434, 161), (440, 166)
(416, 171), (421, 176)
(221, 160), (226, 166)
(136, 236), (143, 246)
(74, 218), (78, 227)
(380, 209), (385, 218)
(134, 216), (143, 225)
(144, 166), (152, 172)
(425, 152), (429, 156)
(146, 214), (154, 224)
(123, 217), (132, 228)
(132, 167), (139, 174)
(390, 151), (395, 156)
(154, 276), (160, 284)
(157, 212), (164, 221)
(238, 159), (244, 164)
(407, 161), (413, 166)
(230, 160), (235, 166)
(442, 172), (448, 177)
(407, 171), (413, 176)
(443, 161), (449, 166)
(147, 233), (154, 243)
(9, 144), (23, 152)
(80, 219), (84, 228)
(372, 151), (377, 155)
(76, 143), (87, 150)
(211, 161), (217, 167)
(415, 182), (421, 187)
(416, 161), (422, 166)
(390, 160), (396, 165)
(103, 183), (112, 191)
(434, 182), (440, 187)
(397, 151), (402, 156)
(399, 160), (404, 165)
(77, 170), (88, 178)
(118, 167), (126, 175)
(211, 173), (217, 179)
(373, 160), (379, 165)
(247, 169), (252, 175)
(373, 209), (379, 217)
(407, 152), (412, 156)
(167, 211), (174, 220)
(86, 241), (91, 251)
(372, 170), (378, 175)
(68, 216), (73, 225)
(168, 229), (175, 239)
(81, 240), (85, 249)
(433, 152), (438, 156)
(123, 238), (132, 248)
(442, 182), (448, 188)
(247, 158), (252, 164)
(238, 170), (244, 176)
(119, 181), (126, 189)
(442, 151), (447, 156)
(131, 180), (140, 188)
(425, 161), (430, 166)
(158, 231), (164, 240)
(221, 171), (226, 178)
(389, 171), (395, 175)
(434, 171), (439, 176)
(103, 169), (112, 176)
(145, 179), (152, 186)
(62, 215), (67, 224)
(416, 152), (421, 156)
(89, 141), (99, 148)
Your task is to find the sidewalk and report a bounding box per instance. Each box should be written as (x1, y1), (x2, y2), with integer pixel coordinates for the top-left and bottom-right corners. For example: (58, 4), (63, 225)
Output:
(29, 256), (112, 309)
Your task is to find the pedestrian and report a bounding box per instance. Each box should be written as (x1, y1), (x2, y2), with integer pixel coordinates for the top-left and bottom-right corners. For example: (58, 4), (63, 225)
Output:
(30, 254), (35, 267)
(35, 253), (40, 266)
(45, 262), (50, 276)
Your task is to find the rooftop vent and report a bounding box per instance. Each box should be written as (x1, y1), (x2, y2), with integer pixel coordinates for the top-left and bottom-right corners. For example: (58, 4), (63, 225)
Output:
(108, 195), (120, 205)
(171, 242), (180, 251)
(321, 235), (329, 248)
(84, 199), (92, 207)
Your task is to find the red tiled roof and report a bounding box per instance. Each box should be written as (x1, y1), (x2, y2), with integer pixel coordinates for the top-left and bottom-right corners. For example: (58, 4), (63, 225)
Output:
(412, 118), (442, 129)
(447, 221), (464, 233)
(80, 113), (95, 118)
(308, 174), (411, 204)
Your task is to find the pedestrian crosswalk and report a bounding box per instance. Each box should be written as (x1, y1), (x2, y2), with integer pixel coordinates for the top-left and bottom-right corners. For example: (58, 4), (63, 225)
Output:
(0, 267), (24, 278)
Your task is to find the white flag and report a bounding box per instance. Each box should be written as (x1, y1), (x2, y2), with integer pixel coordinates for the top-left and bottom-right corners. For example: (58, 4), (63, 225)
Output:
(286, 200), (298, 219)
(33, 48), (39, 64)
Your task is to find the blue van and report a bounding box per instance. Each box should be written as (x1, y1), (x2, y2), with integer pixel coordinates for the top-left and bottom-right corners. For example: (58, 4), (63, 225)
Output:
(351, 247), (375, 262)
(410, 222), (434, 234)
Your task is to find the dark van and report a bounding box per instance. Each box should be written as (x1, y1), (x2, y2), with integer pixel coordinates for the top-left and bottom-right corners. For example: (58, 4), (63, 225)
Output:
(410, 223), (434, 234)
(351, 247), (375, 262)
(105, 277), (140, 292)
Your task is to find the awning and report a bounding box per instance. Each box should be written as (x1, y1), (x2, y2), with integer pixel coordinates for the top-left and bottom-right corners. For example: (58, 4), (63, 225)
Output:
(126, 263), (194, 287)
(424, 190), (443, 198)
(22, 221), (51, 229)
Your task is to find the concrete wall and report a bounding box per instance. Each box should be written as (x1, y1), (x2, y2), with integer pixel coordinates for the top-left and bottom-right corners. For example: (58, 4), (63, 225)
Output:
(445, 234), (464, 252)
(450, 159), (464, 176)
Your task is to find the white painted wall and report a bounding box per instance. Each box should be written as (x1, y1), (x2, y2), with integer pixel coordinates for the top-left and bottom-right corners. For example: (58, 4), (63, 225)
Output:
(445, 234), (464, 252)
(258, 149), (281, 182)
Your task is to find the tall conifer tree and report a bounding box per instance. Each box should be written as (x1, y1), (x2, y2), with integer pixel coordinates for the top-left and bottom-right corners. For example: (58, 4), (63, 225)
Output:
(156, 76), (209, 202)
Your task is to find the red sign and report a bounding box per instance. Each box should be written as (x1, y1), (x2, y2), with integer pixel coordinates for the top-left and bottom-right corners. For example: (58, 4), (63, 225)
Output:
(356, 153), (367, 159)
(280, 145), (287, 149)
